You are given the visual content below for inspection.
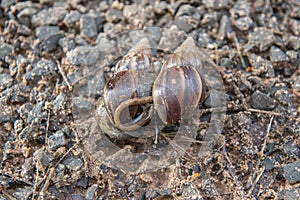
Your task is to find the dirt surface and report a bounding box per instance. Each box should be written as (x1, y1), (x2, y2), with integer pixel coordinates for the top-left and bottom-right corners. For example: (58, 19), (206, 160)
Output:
(0, 0), (299, 199)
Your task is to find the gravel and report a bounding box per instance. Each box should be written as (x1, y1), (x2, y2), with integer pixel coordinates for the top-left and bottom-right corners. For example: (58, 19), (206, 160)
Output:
(76, 176), (88, 189)
(66, 46), (102, 66)
(0, 1), (299, 199)
(35, 25), (64, 52)
(248, 53), (275, 77)
(13, 186), (33, 200)
(234, 16), (253, 31)
(63, 10), (81, 28)
(24, 59), (57, 82)
(86, 184), (98, 200)
(31, 5), (67, 26)
(249, 28), (275, 51)
(288, 36), (300, 50)
(270, 46), (289, 62)
(34, 149), (55, 166)
(283, 160), (300, 184)
(0, 43), (13, 63)
(0, 73), (13, 92)
(0, 98), (11, 123)
(250, 90), (276, 111)
(158, 25), (186, 51)
(62, 153), (83, 171)
(80, 14), (98, 39)
(218, 15), (233, 40)
(48, 130), (66, 150)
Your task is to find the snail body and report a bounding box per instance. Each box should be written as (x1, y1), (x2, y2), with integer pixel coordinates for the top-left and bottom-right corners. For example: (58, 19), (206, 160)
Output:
(100, 37), (206, 139)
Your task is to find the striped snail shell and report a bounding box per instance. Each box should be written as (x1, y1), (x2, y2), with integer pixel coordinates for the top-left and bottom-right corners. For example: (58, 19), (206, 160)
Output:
(152, 37), (206, 126)
(103, 38), (157, 131)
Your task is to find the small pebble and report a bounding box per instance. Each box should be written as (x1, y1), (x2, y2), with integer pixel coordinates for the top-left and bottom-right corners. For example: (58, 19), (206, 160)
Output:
(0, 98), (11, 123)
(34, 149), (55, 166)
(159, 25), (187, 51)
(230, 0), (250, 17)
(35, 26), (64, 52)
(31, 6), (67, 26)
(63, 10), (81, 27)
(55, 164), (65, 179)
(24, 59), (57, 82)
(0, 73), (13, 92)
(86, 185), (98, 200)
(145, 190), (158, 199)
(286, 50), (298, 60)
(0, 174), (14, 188)
(35, 26), (61, 40)
(74, 35), (88, 46)
(80, 14), (98, 39)
(182, 183), (201, 200)
(288, 36), (300, 50)
(174, 16), (197, 32)
(1, 0), (14, 8)
(175, 4), (201, 20)
(193, 164), (201, 173)
(71, 194), (84, 200)
(278, 188), (300, 200)
(52, 93), (67, 111)
(14, 119), (24, 133)
(48, 130), (66, 150)
(197, 32), (213, 48)
(0, 43), (13, 62)
(62, 153), (83, 171)
(202, 0), (230, 9)
(290, 19), (300, 36)
(218, 15), (233, 40)
(105, 8), (123, 23)
(154, 1), (167, 14)
(270, 46), (289, 62)
(250, 90), (276, 111)
(283, 66), (293, 77)
(283, 160), (300, 184)
(67, 46), (102, 66)
(262, 157), (275, 171)
(17, 127), (31, 141)
(21, 157), (34, 178)
(273, 89), (293, 106)
(96, 34), (117, 54)
(248, 53), (275, 77)
(204, 90), (225, 108)
(13, 186), (33, 200)
(249, 28), (275, 51)
(58, 36), (75, 53)
(76, 176), (88, 189)
(17, 7), (38, 26)
(234, 16), (253, 31)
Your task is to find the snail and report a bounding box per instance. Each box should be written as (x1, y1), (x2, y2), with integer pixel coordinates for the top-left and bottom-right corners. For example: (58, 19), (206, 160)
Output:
(102, 38), (160, 134)
(97, 37), (207, 141)
(152, 37), (206, 126)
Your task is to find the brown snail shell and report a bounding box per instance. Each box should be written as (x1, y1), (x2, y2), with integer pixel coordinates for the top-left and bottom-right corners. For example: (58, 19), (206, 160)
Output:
(152, 37), (206, 126)
(103, 38), (157, 131)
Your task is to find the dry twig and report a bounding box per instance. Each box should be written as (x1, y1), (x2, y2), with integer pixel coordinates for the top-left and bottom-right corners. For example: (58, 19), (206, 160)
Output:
(56, 61), (73, 91)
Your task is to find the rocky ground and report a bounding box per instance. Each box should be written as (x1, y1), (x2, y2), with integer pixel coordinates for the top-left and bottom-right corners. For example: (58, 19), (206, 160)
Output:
(0, 0), (299, 199)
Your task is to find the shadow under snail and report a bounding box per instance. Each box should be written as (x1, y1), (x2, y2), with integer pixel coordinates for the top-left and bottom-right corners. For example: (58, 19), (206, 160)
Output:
(96, 37), (207, 141)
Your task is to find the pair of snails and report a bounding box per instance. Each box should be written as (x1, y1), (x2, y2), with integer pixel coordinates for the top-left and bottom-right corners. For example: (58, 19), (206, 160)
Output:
(100, 37), (207, 141)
